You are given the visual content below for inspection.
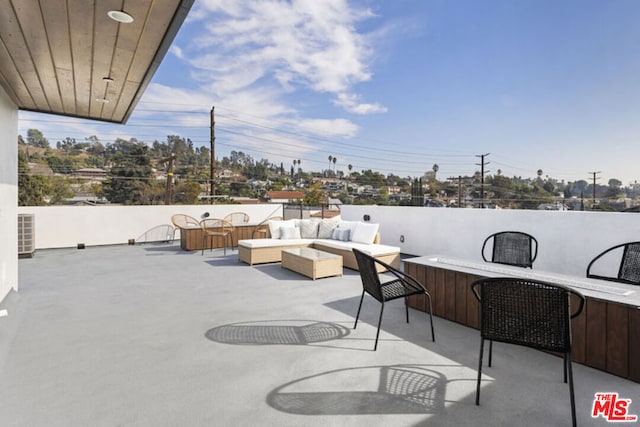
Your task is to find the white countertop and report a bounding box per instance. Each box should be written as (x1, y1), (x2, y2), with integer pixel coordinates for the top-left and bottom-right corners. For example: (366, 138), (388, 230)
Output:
(405, 255), (640, 308)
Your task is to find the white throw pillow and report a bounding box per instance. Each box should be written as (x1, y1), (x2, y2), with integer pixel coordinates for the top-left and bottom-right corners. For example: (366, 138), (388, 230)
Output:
(279, 226), (301, 240)
(267, 220), (296, 239)
(351, 222), (379, 244)
(317, 220), (337, 239)
(299, 220), (319, 239)
(337, 220), (359, 237)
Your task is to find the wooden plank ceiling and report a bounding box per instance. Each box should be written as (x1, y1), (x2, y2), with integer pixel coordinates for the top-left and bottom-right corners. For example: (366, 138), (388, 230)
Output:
(0, 0), (193, 124)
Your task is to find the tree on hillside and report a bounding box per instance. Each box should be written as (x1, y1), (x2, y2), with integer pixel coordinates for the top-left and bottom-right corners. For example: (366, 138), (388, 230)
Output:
(488, 175), (514, 202)
(304, 183), (324, 206)
(572, 180), (589, 197)
(103, 143), (154, 204)
(172, 181), (201, 204)
(47, 176), (74, 205)
(18, 151), (48, 206)
(26, 129), (49, 148)
(606, 178), (623, 198)
(357, 169), (385, 187)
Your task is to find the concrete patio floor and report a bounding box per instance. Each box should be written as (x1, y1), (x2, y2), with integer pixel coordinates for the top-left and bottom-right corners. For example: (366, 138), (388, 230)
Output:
(0, 243), (637, 427)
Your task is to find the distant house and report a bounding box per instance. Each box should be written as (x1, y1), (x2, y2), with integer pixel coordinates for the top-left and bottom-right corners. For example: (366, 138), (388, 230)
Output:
(28, 162), (54, 177)
(217, 169), (234, 179)
(310, 210), (341, 219)
(265, 191), (304, 204)
(327, 198), (342, 210)
(537, 202), (568, 211)
(75, 168), (107, 180)
(229, 197), (261, 204)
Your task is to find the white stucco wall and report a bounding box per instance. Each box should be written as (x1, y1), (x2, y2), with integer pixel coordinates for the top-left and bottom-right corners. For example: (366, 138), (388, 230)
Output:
(341, 205), (640, 277)
(0, 88), (18, 304)
(16, 204), (283, 249)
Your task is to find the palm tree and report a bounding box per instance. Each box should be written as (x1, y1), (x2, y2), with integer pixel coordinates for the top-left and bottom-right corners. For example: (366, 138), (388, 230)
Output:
(432, 164), (439, 182)
(332, 156), (337, 171)
(328, 155), (333, 175)
(297, 159), (301, 173)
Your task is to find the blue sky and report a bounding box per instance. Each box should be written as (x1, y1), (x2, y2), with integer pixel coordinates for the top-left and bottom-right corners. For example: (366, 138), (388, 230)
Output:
(19, 0), (640, 185)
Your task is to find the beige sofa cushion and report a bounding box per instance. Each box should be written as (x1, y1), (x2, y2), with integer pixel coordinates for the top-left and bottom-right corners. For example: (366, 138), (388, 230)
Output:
(239, 238), (315, 248)
(312, 239), (400, 256)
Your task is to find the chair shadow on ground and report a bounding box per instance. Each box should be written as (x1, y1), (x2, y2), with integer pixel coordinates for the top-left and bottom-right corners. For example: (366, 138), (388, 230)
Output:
(136, 224), (174, 244)
(203, 255), (243, 267)
(143, 244), (195, 255)
(205, 320), (350, 346)
(247, 263), (361, 281)
(266, 365), (447, 415)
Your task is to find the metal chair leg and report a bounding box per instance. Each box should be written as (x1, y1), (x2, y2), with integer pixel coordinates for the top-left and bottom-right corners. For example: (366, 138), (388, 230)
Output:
(425, 291), (435, 342)
(405, 296), (410, 323)
(353, 291), (365, 329)
(373, 302), (385, 351)
(568, 353), (577, 427)
(201, 234), (206, 256)
(476, 337), (485, 405)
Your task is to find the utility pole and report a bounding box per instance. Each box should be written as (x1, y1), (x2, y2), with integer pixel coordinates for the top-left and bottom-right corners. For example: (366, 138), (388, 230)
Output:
(159, 153), (177, 205)
(448, 176), (463, 207)
(475, 153), (490, 208)
(210, 107), (215, 204)
(588, 171), (601, 209)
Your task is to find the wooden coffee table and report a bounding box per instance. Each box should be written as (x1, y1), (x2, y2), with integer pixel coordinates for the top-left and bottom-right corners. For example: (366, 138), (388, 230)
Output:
(281, 248), (343, 280)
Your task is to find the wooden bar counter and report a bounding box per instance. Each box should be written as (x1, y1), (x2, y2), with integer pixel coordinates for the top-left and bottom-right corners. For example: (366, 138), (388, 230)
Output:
(179, 224), (258, 251)
(404, 256), (640, 383)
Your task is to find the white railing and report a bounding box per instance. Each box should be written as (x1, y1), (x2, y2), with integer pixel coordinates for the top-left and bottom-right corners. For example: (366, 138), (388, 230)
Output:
(341, 205), (640, 277)
(16, 204), (640, 278)
(17, 204), (283, 249)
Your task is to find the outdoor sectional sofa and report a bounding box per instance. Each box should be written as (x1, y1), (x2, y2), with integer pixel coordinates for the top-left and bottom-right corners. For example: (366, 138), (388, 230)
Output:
(237, 218), (401, 271)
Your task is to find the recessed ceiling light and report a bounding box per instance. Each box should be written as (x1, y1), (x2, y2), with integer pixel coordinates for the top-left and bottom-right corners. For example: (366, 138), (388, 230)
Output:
(96, 98), (110, 104)
(102, 77), (114, 83)
(107, 10), (134, 24)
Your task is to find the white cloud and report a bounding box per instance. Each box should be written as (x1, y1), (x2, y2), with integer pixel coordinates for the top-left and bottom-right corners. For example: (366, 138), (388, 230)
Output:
(295, 118), (359, 138)
(180, 0), (384, 116)
(333, 93), (387, 114)
(170, 45), (184, 59)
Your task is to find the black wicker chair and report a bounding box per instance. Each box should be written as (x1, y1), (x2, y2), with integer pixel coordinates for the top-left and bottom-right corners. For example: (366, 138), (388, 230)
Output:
(481, 231), (538, 268)
(352, 249), (435, 351)
(471, 277), (585, 427)
(586, 241), (640, 285)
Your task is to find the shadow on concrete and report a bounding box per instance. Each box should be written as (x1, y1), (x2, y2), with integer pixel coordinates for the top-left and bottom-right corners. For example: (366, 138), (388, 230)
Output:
(136, 224), (175, 244)
(205, 320), (350, 345)
(267, 364), (447, 415)
(142, 243), (194, 255)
